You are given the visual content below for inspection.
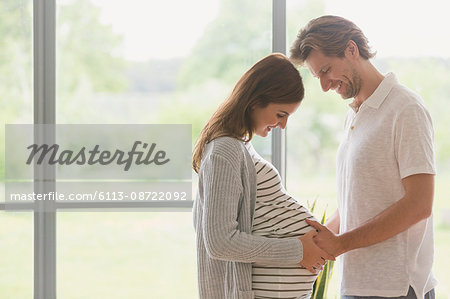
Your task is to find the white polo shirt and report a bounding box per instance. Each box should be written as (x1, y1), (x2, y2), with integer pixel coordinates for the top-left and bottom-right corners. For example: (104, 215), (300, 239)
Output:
(337, 73), (437, 298)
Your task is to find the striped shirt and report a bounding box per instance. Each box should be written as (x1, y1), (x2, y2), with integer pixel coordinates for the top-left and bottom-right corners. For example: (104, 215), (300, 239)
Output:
(246, 143), (318, 299)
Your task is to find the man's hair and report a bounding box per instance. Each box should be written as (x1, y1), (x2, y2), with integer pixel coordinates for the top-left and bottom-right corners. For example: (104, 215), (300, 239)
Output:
(290, 15), (376, 65)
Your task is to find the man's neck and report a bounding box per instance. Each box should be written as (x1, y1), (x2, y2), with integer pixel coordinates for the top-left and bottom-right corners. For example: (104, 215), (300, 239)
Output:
(352, 62), (384, 111)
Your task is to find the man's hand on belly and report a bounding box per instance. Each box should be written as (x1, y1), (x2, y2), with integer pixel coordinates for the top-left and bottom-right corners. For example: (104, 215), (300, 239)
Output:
(306, 218), (346, 257)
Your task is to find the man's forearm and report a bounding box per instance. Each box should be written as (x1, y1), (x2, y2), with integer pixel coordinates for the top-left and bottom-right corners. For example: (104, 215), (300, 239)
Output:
(339, 197), (425, 253)
(325, 210), (340, 234)
(338, 174), (434, 255)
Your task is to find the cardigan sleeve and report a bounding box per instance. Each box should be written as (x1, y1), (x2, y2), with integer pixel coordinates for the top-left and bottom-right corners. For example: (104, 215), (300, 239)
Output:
(201, 153), (303, 265)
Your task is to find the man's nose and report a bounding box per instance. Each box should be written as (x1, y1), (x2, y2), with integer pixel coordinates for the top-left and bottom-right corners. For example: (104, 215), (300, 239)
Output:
(320, 77), (331, 92)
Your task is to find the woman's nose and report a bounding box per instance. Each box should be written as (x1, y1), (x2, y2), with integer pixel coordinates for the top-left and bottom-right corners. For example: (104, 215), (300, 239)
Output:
(278, 118), (288, 129)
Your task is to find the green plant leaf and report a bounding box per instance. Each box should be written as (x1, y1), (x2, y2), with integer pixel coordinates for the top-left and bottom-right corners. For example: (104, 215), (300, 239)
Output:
(310, 203), (335, 299)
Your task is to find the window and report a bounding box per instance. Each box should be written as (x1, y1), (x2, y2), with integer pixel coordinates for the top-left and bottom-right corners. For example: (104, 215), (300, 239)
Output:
(2, 0), (449, 298)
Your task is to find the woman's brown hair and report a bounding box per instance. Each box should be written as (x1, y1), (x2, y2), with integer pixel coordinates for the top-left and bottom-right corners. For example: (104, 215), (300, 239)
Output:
(192, 53), (304, 173)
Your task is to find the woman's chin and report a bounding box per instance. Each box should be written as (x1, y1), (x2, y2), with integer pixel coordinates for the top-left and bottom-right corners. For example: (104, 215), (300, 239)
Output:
(254, 131), (268, 138)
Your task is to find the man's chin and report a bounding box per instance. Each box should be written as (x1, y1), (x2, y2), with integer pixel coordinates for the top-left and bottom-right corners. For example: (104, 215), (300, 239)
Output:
(338, 91), (353, 100)
(336, 93), (350, 100)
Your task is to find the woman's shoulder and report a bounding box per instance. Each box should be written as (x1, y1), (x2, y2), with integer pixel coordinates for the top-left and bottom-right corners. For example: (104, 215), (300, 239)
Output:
(204, 136), (248, 164)
(200, 136), (256, 187)
(211, 136), (244, 148)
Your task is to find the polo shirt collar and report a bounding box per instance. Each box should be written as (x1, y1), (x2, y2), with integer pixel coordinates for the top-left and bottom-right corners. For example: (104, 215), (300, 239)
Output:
(350, 72), (397, 111)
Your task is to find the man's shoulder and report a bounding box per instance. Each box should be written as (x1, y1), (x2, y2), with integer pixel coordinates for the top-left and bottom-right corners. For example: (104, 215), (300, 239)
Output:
(386, 81), (428, 113)
(388, 76), (423, 102)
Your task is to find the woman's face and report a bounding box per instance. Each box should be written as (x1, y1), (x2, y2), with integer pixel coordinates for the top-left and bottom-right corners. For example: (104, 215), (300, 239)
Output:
(250, 102), (301, 137)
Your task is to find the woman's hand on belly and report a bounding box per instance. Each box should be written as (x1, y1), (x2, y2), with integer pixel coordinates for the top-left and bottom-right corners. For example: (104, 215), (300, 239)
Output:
(299, 230), (335, 273)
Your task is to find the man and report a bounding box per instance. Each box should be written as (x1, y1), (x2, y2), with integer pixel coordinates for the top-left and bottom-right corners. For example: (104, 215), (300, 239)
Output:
(290, 15), (436, 299)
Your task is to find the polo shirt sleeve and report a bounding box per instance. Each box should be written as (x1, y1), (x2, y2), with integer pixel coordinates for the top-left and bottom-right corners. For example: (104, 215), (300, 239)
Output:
(395, 103), (436, 179)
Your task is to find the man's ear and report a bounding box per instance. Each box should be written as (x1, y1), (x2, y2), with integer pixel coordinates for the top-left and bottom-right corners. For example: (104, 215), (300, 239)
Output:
(345, 40), (359, 59)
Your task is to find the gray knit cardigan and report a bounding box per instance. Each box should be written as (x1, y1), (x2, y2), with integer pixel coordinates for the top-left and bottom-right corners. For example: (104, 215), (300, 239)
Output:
(193, 137), (303, 299)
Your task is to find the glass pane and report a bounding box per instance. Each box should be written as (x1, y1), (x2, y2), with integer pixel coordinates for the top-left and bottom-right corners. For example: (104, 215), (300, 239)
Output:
(55, 0), (272, 127)
(286, 1), (450, 298)
(55, 0), (272, 298)
(54, 0), (273, 206)
(57, 212), (197, 299)
(0, 212), (33, 298)
(0, 0), (33, 296)
(0, 0), (33, 202)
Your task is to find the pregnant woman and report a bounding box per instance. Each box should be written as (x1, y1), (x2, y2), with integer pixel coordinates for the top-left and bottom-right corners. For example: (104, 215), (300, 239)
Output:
(192, 53), (334, 299)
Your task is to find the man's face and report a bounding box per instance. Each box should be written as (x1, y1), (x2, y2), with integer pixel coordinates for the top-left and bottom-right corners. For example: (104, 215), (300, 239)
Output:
(305, 49), (361, 99)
